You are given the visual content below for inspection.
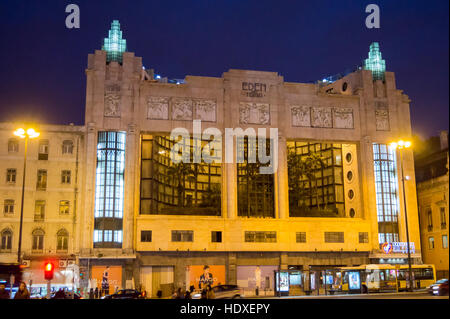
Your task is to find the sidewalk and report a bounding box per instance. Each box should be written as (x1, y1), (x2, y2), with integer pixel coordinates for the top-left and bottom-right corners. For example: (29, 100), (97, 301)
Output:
(247, 289), (429, 299)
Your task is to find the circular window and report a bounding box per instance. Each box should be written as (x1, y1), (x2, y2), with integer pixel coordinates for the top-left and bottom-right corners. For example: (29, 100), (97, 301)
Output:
(347, 171), (353, 181)
(348, 189), (355, 199)
(342, 82), (348, 92)
(349, 208), (356, 218)
(346, 152), (352, 163)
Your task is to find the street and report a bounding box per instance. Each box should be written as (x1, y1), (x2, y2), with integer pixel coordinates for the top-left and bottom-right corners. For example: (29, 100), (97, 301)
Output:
(249, 291), (449, 300)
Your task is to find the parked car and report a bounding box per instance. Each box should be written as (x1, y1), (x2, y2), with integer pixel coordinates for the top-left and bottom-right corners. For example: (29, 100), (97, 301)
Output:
(192, 285), (241, 299)
(427, 279), (449, 296)
(102, 289), (145, 299)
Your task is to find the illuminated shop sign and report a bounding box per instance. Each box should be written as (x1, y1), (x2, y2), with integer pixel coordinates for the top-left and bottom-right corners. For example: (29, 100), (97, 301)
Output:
(382, 242), (415, 254)
(276, 272), (289, 292)
(348, 271), (361, 290)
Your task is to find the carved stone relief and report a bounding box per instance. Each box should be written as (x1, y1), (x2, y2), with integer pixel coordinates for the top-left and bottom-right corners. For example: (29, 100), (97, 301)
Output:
(104, 84), (121, 117)
(194, 99), (216, 122)
(375, 109), (390, 131)
(239, 103), (270, 124)
(291, 105), (311, 127)
(104, 93), (121, 117)
(333, 108), (354, 129)
(147, 97), (169, 120)
(171, 98), (193, 121)
(311, 107), (332, 128)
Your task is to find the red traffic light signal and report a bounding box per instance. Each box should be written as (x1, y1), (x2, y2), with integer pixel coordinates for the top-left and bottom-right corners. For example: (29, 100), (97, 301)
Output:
(44, 262), (54, 280)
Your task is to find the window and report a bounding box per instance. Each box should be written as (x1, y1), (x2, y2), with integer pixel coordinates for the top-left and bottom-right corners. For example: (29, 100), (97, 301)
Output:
(36, 169), (47, 190)
(244, 231), (277, 243)
(443, 235), (448, 249)
(94, 131), (126, 249)
(296, 232), (306, 243)
(32, 229), (44, 251)
(6, 169), (16, 183)
(211, 231), (222, 243)
(427, 209), (433, 231)
(140, 135), (222, 216)
(287, 141), (345, 217)
(94, 132), (126, 219)
(38, 140), (49, 160)
(4, 199), (14, 214)
(62, 140), (74, 154)
(8, 139), (19, 152)
(441, 208), (447, 229)
(171, 230), (193, 242)
(1, 229), (12, 251)
(34, 200), (45, 221)
(324, 232), (344, 243)
(114, 230), (123, 243)
(56, 229), (69, 251)
(359, 232), (369, 243)
(141, 231), (152, 242)
(104, 230), (113, 242)
(61, 170), (71, 184)
(59, 200), (70, 215)
(93, 230), (102, 243)
(428, 236), (435, 249)
(238, 138), (275, 218)
(373, 143), (400, 244)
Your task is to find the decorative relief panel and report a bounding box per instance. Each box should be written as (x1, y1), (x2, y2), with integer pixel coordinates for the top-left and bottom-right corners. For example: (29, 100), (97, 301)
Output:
(375, 109), (390, 131)
(291, 106), (311, 127)
(171, 98), (193, 121)
(104, 84), (121, 117)
(239, 103), (270, 124)
(311, 107), (332, 128)
(333, 108), (354, 129)
(147, 97), (169, 120)
(194, 99), (216, 122)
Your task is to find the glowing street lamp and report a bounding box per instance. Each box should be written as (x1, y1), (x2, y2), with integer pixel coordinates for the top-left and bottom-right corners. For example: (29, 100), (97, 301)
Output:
(14, 128), (40, 264)
(389, 139), (413, 291)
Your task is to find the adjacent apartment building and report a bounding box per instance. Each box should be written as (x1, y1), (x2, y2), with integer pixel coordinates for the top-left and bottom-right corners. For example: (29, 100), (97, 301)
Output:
(415, 131), (449, 279)
(1, 21), (424, 297)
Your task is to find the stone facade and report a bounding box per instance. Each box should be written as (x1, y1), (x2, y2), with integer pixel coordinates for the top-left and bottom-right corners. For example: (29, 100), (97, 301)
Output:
(0, 43), (423, 297)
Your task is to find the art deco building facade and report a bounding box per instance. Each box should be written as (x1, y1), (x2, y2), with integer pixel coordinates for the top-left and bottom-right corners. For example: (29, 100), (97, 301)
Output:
(0, 21), (423, 297)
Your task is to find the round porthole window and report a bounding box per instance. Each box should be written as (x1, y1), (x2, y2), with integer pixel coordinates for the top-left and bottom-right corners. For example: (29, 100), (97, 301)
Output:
(348, 189), (355, 199)
(342, 82), (348, 92)
(346, 152), (352, 163)
(349, 208), (355, 218)
(347, 171), (353, 181)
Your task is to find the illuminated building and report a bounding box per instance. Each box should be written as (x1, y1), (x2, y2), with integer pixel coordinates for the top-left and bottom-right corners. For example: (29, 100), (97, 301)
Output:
(0, 21), (423, 297)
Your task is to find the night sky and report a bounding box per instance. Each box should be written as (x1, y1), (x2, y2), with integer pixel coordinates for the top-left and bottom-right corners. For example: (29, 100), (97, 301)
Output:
(0, 0), (448, 138)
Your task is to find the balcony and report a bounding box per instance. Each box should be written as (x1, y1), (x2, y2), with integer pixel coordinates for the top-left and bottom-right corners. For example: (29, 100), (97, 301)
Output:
(36, 182), (47, 191)
(34, 214), (45, 222)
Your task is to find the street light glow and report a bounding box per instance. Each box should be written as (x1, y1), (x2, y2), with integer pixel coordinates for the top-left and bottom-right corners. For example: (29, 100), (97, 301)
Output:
(13, 127), (40, 139)
(390, 140), (412, 150)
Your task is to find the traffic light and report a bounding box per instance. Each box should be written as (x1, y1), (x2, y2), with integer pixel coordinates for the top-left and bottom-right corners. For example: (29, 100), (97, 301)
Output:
(44, 262), (54, 280)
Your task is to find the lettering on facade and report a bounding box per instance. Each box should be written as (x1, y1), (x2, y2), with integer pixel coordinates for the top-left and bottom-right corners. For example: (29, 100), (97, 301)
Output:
(241, 82), (267, 98)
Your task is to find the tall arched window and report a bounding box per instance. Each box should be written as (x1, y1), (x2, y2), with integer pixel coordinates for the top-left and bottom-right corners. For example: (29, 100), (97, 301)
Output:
(62, 140), (74, 154)
(56, 229), (69, 251)
(1, 229), (12, 251)
(32, 229), (45, 252)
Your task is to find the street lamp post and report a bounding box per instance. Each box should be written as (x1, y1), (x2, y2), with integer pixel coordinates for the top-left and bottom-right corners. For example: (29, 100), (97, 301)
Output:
(14, 128), (40, 264)
(390, 140), (413, 292)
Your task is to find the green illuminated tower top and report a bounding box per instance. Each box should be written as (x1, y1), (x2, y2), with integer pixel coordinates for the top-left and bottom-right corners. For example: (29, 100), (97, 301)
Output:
(102, 20), (127, 63)
(364, 42), (386, 81)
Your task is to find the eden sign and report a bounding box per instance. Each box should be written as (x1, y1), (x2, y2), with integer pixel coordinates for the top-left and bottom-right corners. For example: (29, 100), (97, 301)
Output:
(242, 82), (267, 98)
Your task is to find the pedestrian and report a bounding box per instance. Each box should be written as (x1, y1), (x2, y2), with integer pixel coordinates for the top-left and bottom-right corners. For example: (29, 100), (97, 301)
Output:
(14, 282), (30, 299)
(54, 288), (65, 299)
(206, 284), (215, 299)
(200, 289), (207, 299)
(89, 288), (94, 299)
(0, 283), (10, 299)
(184, 290), (191, 299)
(94, 287), (99, 299)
